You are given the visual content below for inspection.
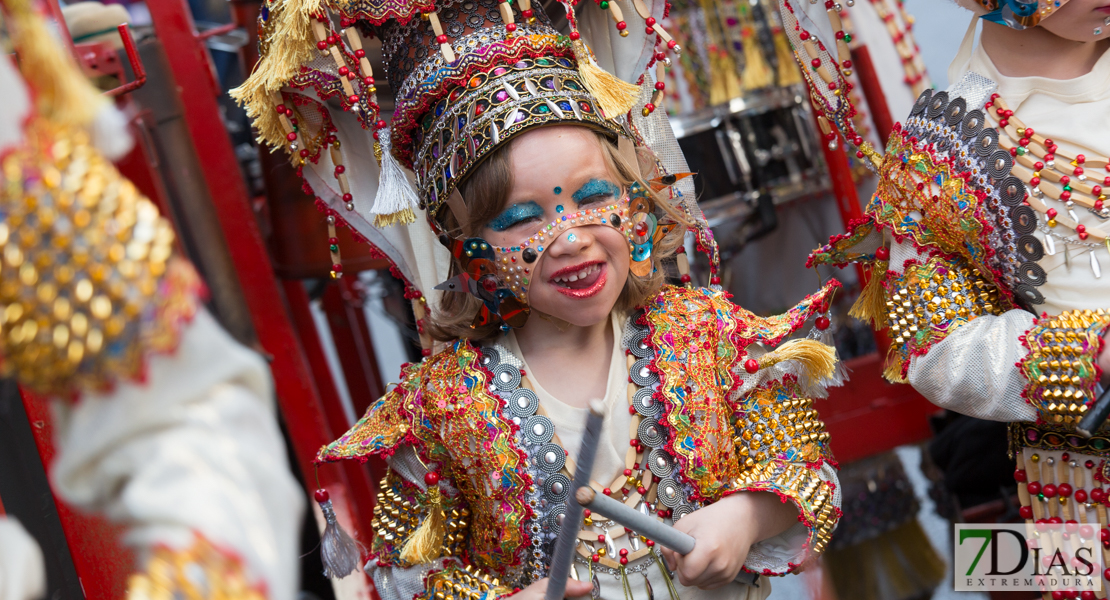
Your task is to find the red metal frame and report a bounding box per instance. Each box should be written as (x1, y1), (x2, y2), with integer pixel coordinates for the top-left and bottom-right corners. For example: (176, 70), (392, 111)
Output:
(851, 45), (896, 149)
(142, 0), (379, 566)
(320, 278), (388, 418)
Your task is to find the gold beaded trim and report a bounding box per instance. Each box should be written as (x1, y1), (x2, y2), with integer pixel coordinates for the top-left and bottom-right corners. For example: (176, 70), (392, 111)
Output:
(735, 394), (830, 469)
(733, 461), (837, 557)
(371, 471), (471, 567)
(427, 562), (512, 600)
(1019, 309), (1110, 427)
(0, 120), (199, 397)
(884, 256), (1004, 380)
(125, 535), (265, 600)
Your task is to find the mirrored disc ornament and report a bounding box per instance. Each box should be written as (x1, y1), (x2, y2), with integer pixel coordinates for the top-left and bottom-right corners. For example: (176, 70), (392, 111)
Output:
(656, 477), (684, 508)
(637, 418), (667, 447)
(628, 328), (653, 358)
(630, 358), (658, 387)
(509, 388), (540, 418)
(480, 346), (501, 369)
(648, 448), (674, 478)
(525, 415), (555, 444)
(537, 443), (566, 473)
(544, 473), (571, 502)
(493, 363), (522, 391)
(670, 504), (693, 522)
(633, 388), (661, 417)
(545, 503), (567, 534)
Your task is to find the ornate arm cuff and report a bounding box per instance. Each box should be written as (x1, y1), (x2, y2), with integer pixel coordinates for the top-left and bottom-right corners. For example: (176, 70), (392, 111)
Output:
(882, 254), (1006, 382)
(731, 461), (839, 575)
(1018, 310), (1110, 427)
(424, 561), (512, 600)
(371, 470), (471, 568)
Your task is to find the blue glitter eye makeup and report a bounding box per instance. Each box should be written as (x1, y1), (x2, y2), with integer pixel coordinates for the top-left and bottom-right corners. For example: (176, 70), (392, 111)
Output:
(572, 179), (621, 204)
(488, 201), (544, 232)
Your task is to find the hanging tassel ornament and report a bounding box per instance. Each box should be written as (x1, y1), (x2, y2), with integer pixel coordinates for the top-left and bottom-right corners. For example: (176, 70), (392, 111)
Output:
(570, 37), (640, 119)
(315, 488), (361, 579)
(751, 339), (837, 385)
(5, 0), (105, 128)
(327, 217), (343, 279)
(370, 128), (421, 227)
(809, 312), (849, 387)
(399, 472), (447, 564)
(848, 246), (890, 327)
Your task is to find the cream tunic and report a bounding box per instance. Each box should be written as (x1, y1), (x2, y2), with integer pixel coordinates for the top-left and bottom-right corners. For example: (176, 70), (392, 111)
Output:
(900, 20), (1110, 420)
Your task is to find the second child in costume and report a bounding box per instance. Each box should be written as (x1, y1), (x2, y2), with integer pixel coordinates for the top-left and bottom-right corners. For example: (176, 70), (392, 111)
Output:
(235, 0), (844, 598)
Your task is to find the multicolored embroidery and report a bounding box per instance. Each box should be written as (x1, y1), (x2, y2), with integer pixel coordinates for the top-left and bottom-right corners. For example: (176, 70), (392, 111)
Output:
(644, 283), (840, 502)
(1018, 310), (1110, 427)
(320, 285), (842, 584)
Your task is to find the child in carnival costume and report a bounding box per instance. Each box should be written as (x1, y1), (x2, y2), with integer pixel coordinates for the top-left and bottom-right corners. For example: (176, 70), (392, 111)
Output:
(781, 0), (1110, 588)
(235, 0), (844, 598)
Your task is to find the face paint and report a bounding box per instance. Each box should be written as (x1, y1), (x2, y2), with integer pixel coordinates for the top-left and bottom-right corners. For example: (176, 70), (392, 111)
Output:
(488, 201), (544, 232)
(572, 179), (621, 205)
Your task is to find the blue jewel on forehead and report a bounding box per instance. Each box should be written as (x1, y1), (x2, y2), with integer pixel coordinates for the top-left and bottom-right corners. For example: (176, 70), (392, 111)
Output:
(554, 186), (562, 195)
(556, 205), (564, 213)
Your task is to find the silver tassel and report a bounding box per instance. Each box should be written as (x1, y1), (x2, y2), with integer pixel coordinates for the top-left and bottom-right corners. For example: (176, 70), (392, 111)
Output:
(317, 490), (362, 579)
(370, 129), (421, 227)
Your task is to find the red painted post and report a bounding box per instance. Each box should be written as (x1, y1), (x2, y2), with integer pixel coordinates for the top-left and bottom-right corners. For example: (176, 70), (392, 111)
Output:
(852, 45), (896, 149)
(320, 278), (388, 417)
(143, 0), (379, 582)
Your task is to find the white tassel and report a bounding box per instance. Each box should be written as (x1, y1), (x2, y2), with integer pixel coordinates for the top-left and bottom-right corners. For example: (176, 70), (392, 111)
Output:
(370, 129), (421, 227)
(316, 490), (362, 579)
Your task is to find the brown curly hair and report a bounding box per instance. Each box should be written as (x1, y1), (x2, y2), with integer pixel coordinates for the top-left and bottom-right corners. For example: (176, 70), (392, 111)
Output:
(426, 128), (687, 344)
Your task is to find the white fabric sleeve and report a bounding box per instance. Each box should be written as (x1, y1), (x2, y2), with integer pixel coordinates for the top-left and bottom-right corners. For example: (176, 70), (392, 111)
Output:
(48, 309), (305, 600)
(0, 516), (45, 600)
(906, 310), (1037, 422)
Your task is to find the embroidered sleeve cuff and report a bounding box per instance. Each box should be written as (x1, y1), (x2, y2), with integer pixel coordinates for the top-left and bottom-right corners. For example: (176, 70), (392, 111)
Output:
(731, 461), (839, 576)
(1018, 310), (1110, 427)
(424, 560), (513, 600)
(881, 254), (1006, 382)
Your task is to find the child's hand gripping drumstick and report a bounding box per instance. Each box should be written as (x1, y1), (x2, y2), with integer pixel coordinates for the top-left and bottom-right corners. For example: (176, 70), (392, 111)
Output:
(574, 487), (760, 587)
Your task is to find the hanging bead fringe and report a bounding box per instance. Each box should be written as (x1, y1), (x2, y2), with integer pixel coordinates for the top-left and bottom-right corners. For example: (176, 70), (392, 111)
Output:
(315, 489), (361, 579)
(370, 129), (420, 227)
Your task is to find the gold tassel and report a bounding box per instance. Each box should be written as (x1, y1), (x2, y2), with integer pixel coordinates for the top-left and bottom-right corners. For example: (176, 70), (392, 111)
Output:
(5, 0), (105, 128)
(399, 485), (445, 564)
(773, 31), (803, 87)
(882, 354), (908, 383)
(848, 261), (889, 328)
(758, 339), (837, 381)
(739, 28), (772, 91)
(373, 208), (417, 228)
(229, 0), (324, 150)
(572, 40), (640, 120)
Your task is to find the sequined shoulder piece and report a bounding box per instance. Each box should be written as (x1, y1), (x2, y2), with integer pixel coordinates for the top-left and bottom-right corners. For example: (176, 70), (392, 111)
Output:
(729, 280), (843, 348)
(316, 352), (447, 463)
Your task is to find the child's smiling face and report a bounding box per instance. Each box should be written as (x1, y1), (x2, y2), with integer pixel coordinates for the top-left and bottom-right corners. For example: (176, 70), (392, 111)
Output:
(479, 126), (631, 328)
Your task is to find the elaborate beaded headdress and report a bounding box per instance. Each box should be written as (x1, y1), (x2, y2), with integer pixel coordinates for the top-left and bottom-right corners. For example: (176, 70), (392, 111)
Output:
(234, 0), (711, 334)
